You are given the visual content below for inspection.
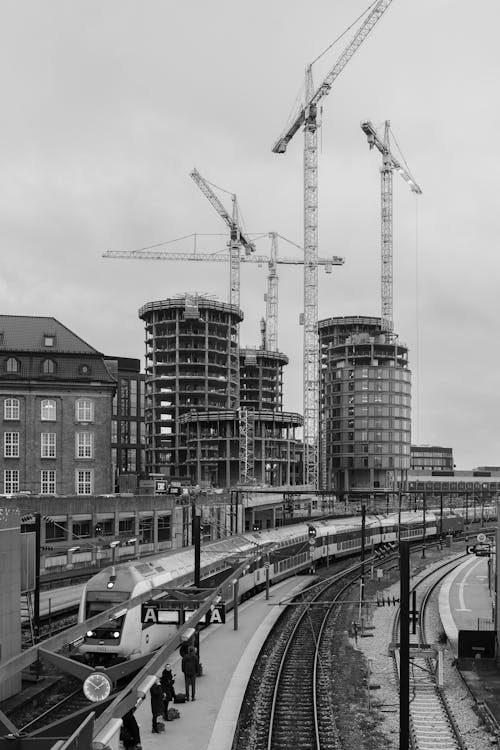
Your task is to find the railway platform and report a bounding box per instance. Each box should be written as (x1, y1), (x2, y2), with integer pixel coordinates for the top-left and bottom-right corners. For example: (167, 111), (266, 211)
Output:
(130, 574), (315, 750)
(439, 554), (500, 731)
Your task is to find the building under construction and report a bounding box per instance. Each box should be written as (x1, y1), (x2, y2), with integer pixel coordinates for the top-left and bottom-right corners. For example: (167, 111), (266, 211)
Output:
(319, 315), (411, 495)
(139, 294), (302, 487)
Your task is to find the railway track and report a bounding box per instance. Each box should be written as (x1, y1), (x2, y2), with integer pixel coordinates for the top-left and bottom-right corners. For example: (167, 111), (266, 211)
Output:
(234, 556), (387, 750)
(392, 556), (468, 750)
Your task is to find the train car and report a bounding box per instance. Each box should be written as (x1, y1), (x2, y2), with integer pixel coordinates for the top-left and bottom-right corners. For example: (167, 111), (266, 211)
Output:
(440, 512), (464, 536)
(77, 510), (436, 665)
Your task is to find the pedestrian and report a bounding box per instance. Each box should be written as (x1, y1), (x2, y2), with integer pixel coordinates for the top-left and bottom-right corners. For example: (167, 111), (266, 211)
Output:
(161, 664), (176, 719)
(181, 645), (198, 701)
(150, 677), (165, 733)
(179, 635), (190, 658)
(120, 709), (141, 749)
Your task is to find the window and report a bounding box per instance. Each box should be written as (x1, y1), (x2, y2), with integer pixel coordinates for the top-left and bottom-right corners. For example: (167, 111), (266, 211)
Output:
(119, 517), (134, 535)
(45, 518), (67, 541)
(44, 335), (55, 347)
(42, 359), (56, 374)
(76, 469), (93, 495)
(4, 432), (19, 458)
(6, 357), (19, 373)
(41, 432), (56, 458)
(76, 432), (93, 458)
(73, 520), (91, 538)
(158, 515), (171, 542)
(4, 398), (19, 420)
(4, 469), (19, 493)
(41, 470), (56, 494)
(41, 399), (56, 421)
(76, 399), (93, 422)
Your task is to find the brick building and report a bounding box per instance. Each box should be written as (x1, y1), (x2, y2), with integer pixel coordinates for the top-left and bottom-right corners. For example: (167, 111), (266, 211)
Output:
(0, 315), (116, 496)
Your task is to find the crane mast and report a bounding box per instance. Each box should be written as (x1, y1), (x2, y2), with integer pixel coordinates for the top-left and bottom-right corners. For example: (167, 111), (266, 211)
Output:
(266, 233), (279, 351)
(272, 0), (394, 488)
(361, 119), (422, 333)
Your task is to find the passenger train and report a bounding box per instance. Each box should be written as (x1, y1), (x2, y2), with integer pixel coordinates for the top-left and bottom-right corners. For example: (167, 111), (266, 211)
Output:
(78, 510), (440, 665)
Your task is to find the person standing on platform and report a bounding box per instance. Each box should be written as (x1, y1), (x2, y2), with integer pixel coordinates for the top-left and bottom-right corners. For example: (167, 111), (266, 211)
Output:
(150, 677), (165, 733)
(181, 645), (198, 701)
(179, 634), (191, 658)
(120, 709), (142, 749)
(161, 664), (176, 719)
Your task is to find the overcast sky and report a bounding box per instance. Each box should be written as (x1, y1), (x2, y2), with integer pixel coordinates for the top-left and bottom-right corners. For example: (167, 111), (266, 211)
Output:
(1, 1), (498, 470)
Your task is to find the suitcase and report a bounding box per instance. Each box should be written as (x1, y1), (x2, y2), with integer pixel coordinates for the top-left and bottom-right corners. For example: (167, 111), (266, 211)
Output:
(174, 693), (186, 704)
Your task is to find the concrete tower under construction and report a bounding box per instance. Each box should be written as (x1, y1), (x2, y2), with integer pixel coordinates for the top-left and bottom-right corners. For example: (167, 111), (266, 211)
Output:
(139, 295), (243, 480)
(318, 315), (411, 495)
(139, 294), (303, 487)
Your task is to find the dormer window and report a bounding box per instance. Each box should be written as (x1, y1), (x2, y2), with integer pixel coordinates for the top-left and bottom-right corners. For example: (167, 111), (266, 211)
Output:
(6, 357), (19, 373)
(42, 359), (56, 374)
(44, 335), (55, 347)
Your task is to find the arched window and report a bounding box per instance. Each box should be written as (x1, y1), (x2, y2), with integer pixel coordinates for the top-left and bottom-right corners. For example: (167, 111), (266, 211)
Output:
(41, 399), (57, 421)
(42, 359), (56, 374)
(6, 357), (19, 373)
(4, 398), (20, 420)
(76, 399), (93, 422)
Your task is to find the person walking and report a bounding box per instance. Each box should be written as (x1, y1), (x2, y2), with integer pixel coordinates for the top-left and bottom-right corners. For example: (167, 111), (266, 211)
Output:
(150, 677), (165, 733)
(161, 664), (176, 719)
(181, 645), (198, 701)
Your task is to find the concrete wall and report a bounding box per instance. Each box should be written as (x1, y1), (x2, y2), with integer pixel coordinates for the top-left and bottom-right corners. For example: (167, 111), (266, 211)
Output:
(0, 501), (21, 700)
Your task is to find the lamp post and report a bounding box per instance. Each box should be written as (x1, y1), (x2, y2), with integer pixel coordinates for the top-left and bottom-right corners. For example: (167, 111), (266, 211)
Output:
(109, 540), (120, 565)
(34, 513), (41, 645)
(421, 492), (426, 558)
(67, 546), (80, 569)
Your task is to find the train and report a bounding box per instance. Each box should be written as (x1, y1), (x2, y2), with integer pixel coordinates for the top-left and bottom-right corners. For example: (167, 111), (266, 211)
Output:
(77, 509), (449, 666)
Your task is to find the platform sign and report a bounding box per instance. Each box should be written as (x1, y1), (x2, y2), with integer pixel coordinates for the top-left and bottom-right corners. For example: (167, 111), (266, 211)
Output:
(141, 601), (225, 625)
(467, 543), (492, 556)
(475, 543), (492, 557)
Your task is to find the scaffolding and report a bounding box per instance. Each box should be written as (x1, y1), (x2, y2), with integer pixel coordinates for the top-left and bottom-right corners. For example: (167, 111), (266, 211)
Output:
(238, 408), (255, 484)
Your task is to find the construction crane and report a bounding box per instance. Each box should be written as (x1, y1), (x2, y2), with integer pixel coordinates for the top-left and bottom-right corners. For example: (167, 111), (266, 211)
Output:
(361, 119), (422, 334)
(190, 168), (256, 308)
(272, 0), (395, 489)
(103, 237), (343, 350)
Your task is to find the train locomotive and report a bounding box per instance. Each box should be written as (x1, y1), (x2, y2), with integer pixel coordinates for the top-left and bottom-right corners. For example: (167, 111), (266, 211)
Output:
(78, 510), (438, 665)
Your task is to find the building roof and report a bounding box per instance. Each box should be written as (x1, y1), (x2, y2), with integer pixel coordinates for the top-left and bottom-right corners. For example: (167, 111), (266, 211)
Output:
(0, 315), (99, 354)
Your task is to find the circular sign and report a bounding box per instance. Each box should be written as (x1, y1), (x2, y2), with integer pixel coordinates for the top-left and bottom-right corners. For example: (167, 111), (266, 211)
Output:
(477, 533), (487, 543)
(309, 538), (316, 546)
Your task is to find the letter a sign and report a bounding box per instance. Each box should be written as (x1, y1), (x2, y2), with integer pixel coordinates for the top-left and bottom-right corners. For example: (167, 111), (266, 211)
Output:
(209, 603), (226, 624)
(141, 605), (158, 624)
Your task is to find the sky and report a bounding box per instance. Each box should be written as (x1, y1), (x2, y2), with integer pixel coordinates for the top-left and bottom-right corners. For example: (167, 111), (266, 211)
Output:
(1, 0), (499, 470)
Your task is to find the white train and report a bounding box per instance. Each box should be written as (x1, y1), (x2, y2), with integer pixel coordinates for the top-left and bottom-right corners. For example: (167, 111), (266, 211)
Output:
(78, 510), (437, 665)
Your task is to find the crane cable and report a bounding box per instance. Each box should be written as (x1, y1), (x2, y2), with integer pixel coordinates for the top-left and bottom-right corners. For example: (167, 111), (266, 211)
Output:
(310, 1), (380, 67)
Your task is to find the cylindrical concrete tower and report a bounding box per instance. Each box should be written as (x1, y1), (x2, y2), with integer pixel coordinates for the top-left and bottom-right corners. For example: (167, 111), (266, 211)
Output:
(239, 348), (288, 412)
(318, 315), (411, 495)
(139, 295), (243, 479)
